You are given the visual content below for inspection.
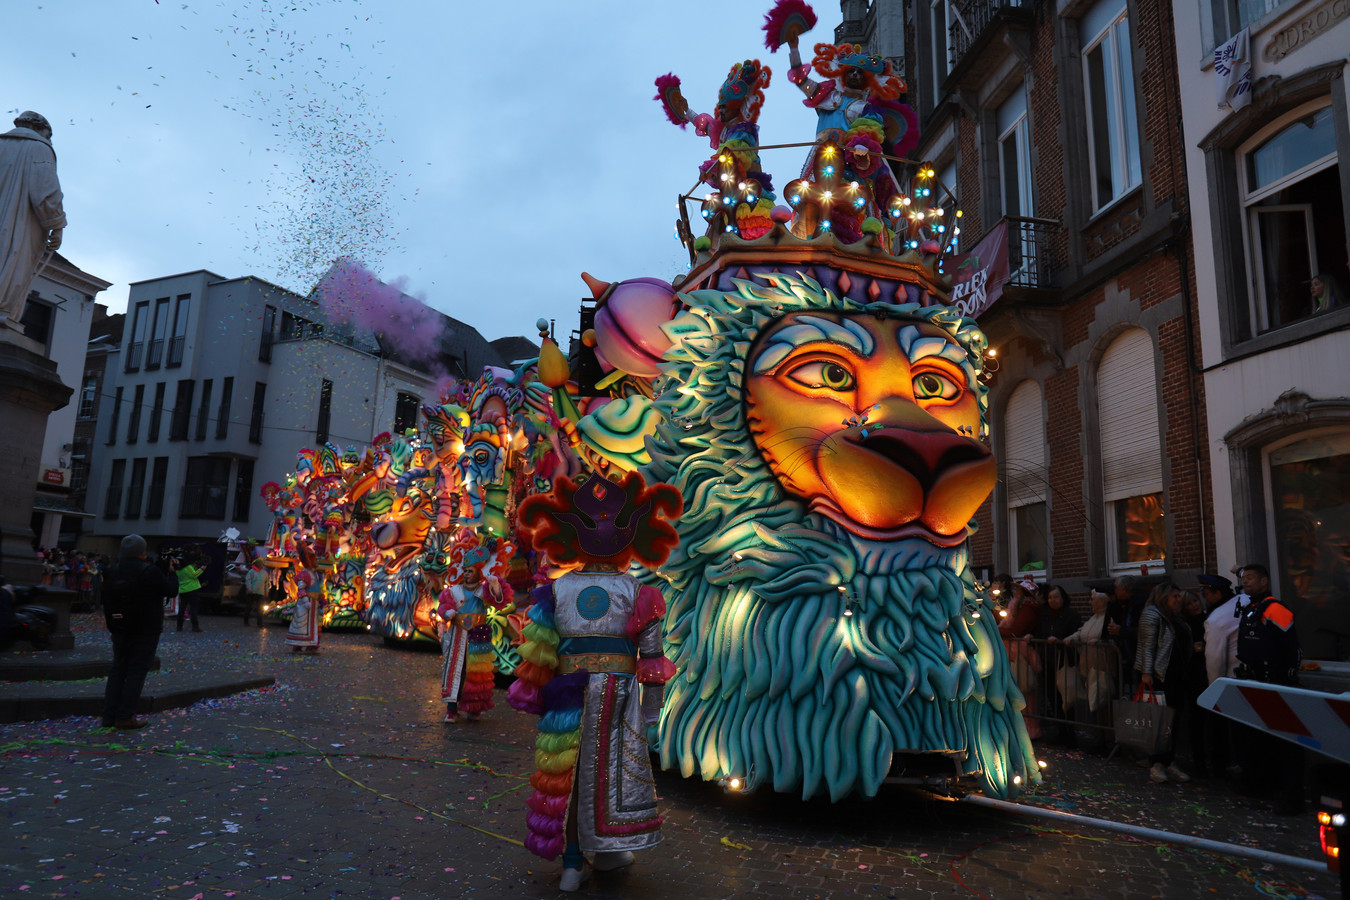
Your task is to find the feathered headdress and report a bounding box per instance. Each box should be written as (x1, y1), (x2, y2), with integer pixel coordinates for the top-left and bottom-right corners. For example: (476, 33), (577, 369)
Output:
(762, 0), (817, 51)
(811, 42), (906, 101)
(655, 73), (689, 127)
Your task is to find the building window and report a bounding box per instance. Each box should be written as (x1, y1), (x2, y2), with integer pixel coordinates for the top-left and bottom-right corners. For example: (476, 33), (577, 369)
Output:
(167, 294), (189, 368)
(146, 457), (169, 520)
(104, 458), (126, 520)
(148, 382), (165, 443)
(216, 377), (233, 440)
(124, 457), (147, 520)
(1239, 102), (1346, 334)
(19, 296), (54, 348)
(180, 456), (232, 520)
(1267, 430), (1350, 660)
(1002, 380), (1048, 575)
(77, 374), (98, 419)
(233, 458), (255, 523)
(1082, 0), (1141, 211)
(316, 379), (333, 445)
(146, 297), (169, 370)
(930, 0), (952, 101)
(125, 301), (148, 372)
(259, 304), (276, 363)
(393, 391), (419, 436)
(127, 384), (144, 444)
(69, 441), (89, 493)
(1211, 0), (1295, 46)
(106, 386), (123, 445)
(250, 382), (267, 444)
(169, 379), (195, 442)
(195, 379), (213, 441)
(1097, 328), (1165, 569)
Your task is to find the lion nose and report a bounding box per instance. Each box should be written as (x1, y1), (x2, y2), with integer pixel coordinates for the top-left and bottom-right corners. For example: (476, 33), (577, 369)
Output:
(858, 429), (990, 492)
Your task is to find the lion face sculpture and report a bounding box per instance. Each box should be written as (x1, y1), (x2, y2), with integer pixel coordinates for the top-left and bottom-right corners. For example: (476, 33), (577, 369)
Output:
(745, 312), (995, 542)
(642, 271), (1037, 802)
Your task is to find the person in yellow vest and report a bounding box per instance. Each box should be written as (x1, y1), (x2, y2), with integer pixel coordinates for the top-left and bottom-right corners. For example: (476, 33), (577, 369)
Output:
(175, 551), (205, 633)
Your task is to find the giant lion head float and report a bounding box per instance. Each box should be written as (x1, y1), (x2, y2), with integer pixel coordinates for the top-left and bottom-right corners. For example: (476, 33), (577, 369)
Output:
(639, 269), (1037, 800)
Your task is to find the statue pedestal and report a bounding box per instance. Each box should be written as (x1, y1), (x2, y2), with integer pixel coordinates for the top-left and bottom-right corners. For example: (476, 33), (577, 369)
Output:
(0, 329), (73, 589)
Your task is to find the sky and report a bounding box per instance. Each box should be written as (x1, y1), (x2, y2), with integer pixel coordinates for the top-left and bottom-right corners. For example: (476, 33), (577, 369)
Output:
(7, 0), (845, 343)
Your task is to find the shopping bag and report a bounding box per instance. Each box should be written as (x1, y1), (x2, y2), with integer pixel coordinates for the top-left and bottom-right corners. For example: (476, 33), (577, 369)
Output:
(1055, 663), (1083, 713)
(1112, 686), (1175, 755)
(163, 595), (180, 618)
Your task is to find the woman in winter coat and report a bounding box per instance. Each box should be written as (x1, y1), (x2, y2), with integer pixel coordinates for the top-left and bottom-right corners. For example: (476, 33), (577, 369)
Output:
(1134, 583), (1193, 784)
(1035, 585), (1082, 744)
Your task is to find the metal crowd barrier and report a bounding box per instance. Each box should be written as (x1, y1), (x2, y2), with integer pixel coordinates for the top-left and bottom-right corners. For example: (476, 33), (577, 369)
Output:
(1002, 636), (1127, 742)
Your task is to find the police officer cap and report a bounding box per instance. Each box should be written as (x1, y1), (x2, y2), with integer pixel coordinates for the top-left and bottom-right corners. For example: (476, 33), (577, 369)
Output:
(1197, 573), (1232, 590)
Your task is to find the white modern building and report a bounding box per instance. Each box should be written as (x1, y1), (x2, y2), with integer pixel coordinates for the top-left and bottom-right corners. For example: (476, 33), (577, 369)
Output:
(1173, 0), (1350, 659)
(83, 269), (528, 562)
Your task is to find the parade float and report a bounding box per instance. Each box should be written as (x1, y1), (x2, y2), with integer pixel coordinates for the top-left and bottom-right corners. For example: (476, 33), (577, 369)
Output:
(526, 0), (1038, 801)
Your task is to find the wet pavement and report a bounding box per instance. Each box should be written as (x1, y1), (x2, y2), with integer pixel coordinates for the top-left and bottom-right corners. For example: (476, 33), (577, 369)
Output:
(0, 614), (1339, 899)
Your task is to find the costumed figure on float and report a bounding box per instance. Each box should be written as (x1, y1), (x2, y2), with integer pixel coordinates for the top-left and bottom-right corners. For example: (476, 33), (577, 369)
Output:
(435, 533), (513, 722)
(765, 0), (920, 245)
(509, 471), (682, 892)
(656, 56), (776, 241)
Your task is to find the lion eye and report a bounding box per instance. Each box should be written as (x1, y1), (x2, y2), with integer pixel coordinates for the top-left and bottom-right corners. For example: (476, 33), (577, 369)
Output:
(786, 361), (856, 391)
(913, 372), (960, 401)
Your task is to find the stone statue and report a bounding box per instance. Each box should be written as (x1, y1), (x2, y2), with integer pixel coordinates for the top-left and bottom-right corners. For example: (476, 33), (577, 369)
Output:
(0, 111), (65, 330)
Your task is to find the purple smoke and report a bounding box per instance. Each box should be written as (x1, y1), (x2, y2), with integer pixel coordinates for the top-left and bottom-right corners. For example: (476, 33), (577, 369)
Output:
(315, 258), (445, 362)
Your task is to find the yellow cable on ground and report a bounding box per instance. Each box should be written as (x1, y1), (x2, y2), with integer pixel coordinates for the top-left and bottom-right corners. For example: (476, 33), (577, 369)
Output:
(238, 725), (525, 847)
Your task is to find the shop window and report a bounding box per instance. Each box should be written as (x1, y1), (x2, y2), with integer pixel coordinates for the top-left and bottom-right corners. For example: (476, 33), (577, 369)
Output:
(180, 456), (231, 520)
(1097, 328), (1165, 570)
(1268, 431), (1350, 660)
(1240, 103), (1347, 334)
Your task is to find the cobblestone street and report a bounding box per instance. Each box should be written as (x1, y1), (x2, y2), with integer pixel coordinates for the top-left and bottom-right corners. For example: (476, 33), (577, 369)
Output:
(0, 616), (1339, 899)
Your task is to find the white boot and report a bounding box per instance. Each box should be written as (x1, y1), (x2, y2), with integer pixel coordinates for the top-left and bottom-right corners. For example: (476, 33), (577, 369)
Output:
(559, 867), (585, 892)
(593, 850), (634, 871)
(1148, 763), (1169, 784)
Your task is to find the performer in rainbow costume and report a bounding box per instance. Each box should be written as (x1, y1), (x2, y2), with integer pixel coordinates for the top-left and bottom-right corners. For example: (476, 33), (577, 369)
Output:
(435, 534), (510, 723)
(510, 470), (682, 893)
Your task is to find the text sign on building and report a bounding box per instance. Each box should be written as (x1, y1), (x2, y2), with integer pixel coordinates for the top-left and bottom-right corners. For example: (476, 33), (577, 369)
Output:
(947, 221), (1011, 320)
(42, 469), (65, 485)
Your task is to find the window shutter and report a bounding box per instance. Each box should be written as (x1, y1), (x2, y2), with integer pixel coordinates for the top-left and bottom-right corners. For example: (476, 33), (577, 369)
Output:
(1097, 329), (1162, 501)
(1002, 380), (1046, 506)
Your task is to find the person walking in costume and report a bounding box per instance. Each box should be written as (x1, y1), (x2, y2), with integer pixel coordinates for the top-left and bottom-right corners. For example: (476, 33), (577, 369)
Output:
(286, 567), (323, 653)
(510, 471), (682, 893)
(436, 534), (508, 723)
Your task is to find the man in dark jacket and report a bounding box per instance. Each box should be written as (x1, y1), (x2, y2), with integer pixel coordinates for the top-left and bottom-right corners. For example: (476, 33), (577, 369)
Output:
(102, 534), (176, 729)
(1106, 574), (1148, 692)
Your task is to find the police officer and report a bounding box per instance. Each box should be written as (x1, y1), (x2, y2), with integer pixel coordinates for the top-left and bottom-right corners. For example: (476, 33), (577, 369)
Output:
(1234, 563), (1305, 813)
(1235, 564), (1300, 685)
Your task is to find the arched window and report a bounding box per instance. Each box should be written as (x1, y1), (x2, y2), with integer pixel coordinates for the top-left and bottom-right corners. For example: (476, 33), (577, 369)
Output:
(1097, 328), (1165, 569)
(1003, 380), (1048, 575)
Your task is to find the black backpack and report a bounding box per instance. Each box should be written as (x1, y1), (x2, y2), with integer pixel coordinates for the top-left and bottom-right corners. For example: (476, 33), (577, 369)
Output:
(103, 560), (149, 630)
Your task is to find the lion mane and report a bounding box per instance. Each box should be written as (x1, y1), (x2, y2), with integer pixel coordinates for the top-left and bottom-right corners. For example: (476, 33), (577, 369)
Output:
(642, 271), (1038, 801)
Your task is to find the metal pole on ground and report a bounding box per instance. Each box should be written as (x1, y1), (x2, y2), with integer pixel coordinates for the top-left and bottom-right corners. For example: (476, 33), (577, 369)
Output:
(964, 793), (1328, 874)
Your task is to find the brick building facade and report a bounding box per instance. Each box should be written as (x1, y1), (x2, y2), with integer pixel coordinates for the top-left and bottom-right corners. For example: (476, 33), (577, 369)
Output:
(838, 0), (1215, 595)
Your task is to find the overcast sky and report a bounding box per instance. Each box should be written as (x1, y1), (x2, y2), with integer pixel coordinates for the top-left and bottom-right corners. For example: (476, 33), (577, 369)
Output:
(8, 0), (844, 342)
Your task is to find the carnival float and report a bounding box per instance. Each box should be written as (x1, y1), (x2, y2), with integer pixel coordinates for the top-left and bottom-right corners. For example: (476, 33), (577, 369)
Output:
(259, 0), (1037, 803)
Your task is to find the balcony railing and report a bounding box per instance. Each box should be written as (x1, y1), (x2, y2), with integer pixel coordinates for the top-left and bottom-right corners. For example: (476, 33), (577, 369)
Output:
(167, 335), (185, 368)
(146, 338), (163, 370)
(124, 341), (143, 373)
(949, 0), (1031, 71)
(1004, 215), (1061, 290)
